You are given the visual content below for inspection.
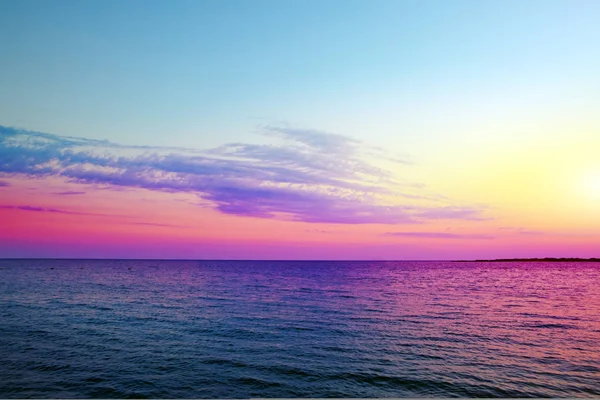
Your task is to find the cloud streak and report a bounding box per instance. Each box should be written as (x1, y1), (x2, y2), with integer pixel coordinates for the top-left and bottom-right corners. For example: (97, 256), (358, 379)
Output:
(52, 191), (86, 196)
(0, 125), (486, 224)
(128, 221), (179, 227)
(0, 205), (85, 215)
(0, 203), (180, 228)
(385, 231), (495, 240)
(498, 227), (545, 236)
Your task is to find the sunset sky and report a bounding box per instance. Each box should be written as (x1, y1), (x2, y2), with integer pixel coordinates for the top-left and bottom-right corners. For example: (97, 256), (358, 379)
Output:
(1, 0), (599, 259)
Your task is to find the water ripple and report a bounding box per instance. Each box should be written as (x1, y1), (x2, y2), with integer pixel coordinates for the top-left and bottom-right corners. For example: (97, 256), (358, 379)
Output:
(1, 259), (599, 398)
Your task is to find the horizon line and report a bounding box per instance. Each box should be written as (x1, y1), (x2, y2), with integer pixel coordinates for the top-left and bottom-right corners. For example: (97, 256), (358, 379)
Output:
(1, 257), (599, 262)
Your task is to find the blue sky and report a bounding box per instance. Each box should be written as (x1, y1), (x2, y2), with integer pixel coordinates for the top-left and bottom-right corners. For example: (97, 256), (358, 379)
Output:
(2, 0), (598, 152)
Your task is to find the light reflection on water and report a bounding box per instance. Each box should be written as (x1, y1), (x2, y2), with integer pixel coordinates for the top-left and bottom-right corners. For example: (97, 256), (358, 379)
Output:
(1, 260), (599, 398)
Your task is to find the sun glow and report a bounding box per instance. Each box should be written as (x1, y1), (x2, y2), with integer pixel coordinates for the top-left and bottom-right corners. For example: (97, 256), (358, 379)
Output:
(582, 170), (600, 199)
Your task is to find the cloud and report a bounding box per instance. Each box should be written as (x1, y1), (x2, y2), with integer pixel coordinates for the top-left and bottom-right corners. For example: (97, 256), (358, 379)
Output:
(0, 180), (9, 187)
(0, 203), (181, 227)
(52, 191), (86, 195)
(263, 126), (361, 154)
(498, 227), (545, 235)
(385, 231), (495, 239)
(128, 221), (178, 227)
(0, 124), (486, 225)
(200, 184), (422, 224)
(262, 125), (414, 166)
(0, 205), (83, 214)
(415, 206), (490, 221)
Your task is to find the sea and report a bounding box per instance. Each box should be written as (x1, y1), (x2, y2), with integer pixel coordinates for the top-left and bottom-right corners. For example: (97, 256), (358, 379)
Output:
(1, 259), (599, 398)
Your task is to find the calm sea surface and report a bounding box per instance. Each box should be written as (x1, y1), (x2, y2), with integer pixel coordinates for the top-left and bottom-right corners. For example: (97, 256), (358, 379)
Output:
(1, 260), (599, 398)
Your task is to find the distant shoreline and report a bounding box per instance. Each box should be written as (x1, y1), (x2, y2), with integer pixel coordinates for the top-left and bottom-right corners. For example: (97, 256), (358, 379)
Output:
(456, 258), (600, 262)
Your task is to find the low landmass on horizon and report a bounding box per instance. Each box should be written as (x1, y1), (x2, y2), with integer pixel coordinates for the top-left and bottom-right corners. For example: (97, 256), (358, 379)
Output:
(459, 257), (600, 262)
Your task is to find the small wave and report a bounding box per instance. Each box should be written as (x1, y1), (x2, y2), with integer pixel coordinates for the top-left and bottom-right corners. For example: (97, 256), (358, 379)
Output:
(201, 358), (250, 369)
(87, 386), (148, 399)
(566, 364), (600, 373)
(259, 365), (315, 378)
(363, 308), (387, 313)
(89, 305), (113, 311)
(316, 345), (347, 353)
(26, 329), (51, 337)
(329, 372), (458, 392)
(280, 326), (314, 332)
(520, 312), (582, 322)
(525, 323), (578, 330)
(236, 376), (284, 389)
(328, 372), (531, 397)
(84, 376), (105, 383)
(502, 303), (524, 308)
(31, 363), (71, 372)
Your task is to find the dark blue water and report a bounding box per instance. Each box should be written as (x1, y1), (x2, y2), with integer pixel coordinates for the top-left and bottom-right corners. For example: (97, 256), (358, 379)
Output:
(1, 260), (599, 398)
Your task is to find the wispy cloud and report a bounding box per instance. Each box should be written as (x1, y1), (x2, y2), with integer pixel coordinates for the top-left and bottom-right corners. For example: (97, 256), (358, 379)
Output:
(0, 204), (133, 219)
(52, 191), (86, 196)
(128, 221), (178, 227)
(0, 180), (9, 187)
(0, 203), (177, 228)
(498, 227), (545, 235)
(0, 125), (486, 224)
(415, 206), (489, 221)
(385, 231), (495, 239)
(305, 229), (335, 234)
(0, 205), (83, 214)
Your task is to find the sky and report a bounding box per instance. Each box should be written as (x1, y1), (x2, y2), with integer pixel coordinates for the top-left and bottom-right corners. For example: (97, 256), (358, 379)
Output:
(1, 0), (599, 259)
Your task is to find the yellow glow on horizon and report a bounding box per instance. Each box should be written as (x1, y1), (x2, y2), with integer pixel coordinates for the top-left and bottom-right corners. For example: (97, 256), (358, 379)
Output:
(581, 170), (600, 200)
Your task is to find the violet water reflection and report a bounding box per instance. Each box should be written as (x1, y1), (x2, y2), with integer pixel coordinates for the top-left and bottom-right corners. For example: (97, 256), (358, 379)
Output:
(1, 260), (599, 398)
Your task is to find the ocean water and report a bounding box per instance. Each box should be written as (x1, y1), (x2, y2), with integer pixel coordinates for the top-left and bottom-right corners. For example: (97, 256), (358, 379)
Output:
(1, 260), (599, 398)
